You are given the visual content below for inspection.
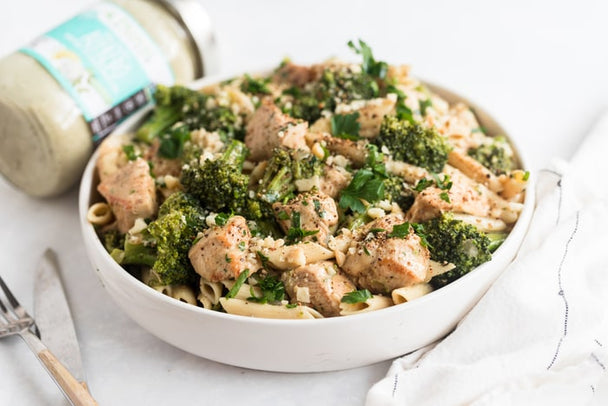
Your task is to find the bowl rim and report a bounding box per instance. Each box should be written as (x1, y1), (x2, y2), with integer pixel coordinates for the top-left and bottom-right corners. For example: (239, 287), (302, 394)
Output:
(78, 71), (536, 327)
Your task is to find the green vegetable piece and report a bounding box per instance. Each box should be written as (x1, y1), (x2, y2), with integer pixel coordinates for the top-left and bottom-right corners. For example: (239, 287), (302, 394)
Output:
(339, 169), (385, 213)
(424, 214), (492, 288)
(226, 270), (249, 299)
(331, 112), (361, 140)
(387, 223), (411, 239)
(247, 275), (286, 303)
(347, 39), (388, 79)
(341, 289), (372, 304)
(375, 115), (451, 173)
(241, 74), (271, 95)
(467, 142), (514, 176)
(285, 211), (319, 244)
(122, 145), (138, 161)
(158, 125), (190, 159)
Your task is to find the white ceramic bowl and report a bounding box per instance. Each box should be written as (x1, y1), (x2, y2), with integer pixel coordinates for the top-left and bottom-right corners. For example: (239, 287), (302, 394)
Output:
(79, 75), (535, 372)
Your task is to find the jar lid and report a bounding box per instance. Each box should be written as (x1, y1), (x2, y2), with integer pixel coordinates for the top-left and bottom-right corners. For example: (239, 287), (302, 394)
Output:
(155, 0), (220, 77)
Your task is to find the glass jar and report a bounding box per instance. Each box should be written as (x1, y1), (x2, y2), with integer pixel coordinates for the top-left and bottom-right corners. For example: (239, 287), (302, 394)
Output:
(0, 0), (218, 197)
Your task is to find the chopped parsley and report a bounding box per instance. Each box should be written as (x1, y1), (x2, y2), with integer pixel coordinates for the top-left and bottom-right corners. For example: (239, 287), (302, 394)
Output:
(339, 169), (385, 213)
(257, 251), (270, 270)
(387, 223), (411, 239)
(237, 241), (246, 251)
(225, 269), (249, 299)
(339, 145), (388, 213)
(122, 145), (138, 161)
(387, 84), (414, 124)
(247, 275), (285, 304)
(313, 199), (325, 218)
(331, 112), (361, 140)
(414, 178), (434, 192)
(158, 125), (190, 159)
(285, 211), (319, 244)
(341, 289), (372, 304)
(419, 99), (433, 116)
(241, 74), (271, 95)
(415, 174), (452, 202)
(347, 39), (388, 79)
(214, 212), (232, 226)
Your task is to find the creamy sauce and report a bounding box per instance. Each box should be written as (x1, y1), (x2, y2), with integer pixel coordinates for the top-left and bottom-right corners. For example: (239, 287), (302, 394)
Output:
(0, 0), (203, 197)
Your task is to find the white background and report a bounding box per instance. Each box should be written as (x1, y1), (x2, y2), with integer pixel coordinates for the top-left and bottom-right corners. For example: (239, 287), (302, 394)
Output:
(1, 1), (607, 405)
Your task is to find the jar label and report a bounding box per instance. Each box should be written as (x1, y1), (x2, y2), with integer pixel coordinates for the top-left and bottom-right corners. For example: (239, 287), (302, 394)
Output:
(20, 2), (174, 143)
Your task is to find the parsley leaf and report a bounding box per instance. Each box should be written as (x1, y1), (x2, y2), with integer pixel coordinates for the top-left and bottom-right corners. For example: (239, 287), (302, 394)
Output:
(387, 222), (411, 238)
(257, 251), (270, 270)
(247, 275), (285, 303)
(241, 74), (271, 95)
(387, 84), (415, 124)
(331, 112), (361, 140)
(341, 289), (372, 304)
(285, 211), (319, 244)
(158, 125), (190, 159)
(122, 145), (138, 161)
(419, 99), (433, 116)
(339, 169), (385, 213)
(414, 178), (434, 192)
(226, 269), (249, 299)
(214, 212), (232, 227)
(347, 39), (388, 79)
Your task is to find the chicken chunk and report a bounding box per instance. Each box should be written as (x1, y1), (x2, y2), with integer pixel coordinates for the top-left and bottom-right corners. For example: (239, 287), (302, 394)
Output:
(273, 62), (318, 87)
(96, 133), (131, 184)
(273, 191), (339, 246)
(245, 100), (309, 161)
(319, 165), (351, 199)
(97, 158), (157, 233)
(282, 261), (356, 317)
(307, 132), (368, 168)
(188, 216), (256, 282)
(144, 138), (182, 178)
(335, 96), (397, 138)
(406, 166), (492, 223)
(341, 232), (430, 294)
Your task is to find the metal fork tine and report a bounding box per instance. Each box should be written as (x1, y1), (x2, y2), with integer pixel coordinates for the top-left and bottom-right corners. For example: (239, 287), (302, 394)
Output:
(0, 275), (27, 319)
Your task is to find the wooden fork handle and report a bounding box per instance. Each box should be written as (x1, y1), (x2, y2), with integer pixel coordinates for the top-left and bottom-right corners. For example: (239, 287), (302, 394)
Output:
(38, 349), (98, 406)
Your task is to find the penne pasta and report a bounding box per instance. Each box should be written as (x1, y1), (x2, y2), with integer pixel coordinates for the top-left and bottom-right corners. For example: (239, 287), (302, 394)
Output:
(264, 242), (334, 270)
(391, 283), (433, 305)
(219, 298), (323, 319)
(199, 280), (223, 305)
(87, 202), (114, 226)
(170, 285), (197, 305)
(339, 295), (393, 316)
(447, 149), (502, 193)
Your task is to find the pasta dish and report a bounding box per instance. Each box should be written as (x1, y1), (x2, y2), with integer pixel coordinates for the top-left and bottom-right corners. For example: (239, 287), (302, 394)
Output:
(87, 40), (528, 319)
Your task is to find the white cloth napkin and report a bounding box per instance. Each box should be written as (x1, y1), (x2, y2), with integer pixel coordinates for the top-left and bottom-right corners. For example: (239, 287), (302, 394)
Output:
(366, 114), (608, 406)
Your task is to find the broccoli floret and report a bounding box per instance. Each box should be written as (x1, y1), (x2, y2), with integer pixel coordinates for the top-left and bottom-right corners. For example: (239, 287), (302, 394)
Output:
(383, 175), (415, 211)
(136, 85), (205, 144)
(100, 229), (125, 254)
(468, 142), (514, 175)
(158, 190), (204, 217)
(121, 239), (157, 267)
(146, 194), (208, 286)
(375, 116), (451, 173)
(423, 213), (492, 288)
(136, 85), (245, 145)
(281, 66), (379, 123)
(257, 148), (324, 204)
(181, 140), (250, 213)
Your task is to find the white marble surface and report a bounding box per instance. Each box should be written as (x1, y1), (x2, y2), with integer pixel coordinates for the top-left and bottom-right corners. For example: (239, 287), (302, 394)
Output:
(1, 1), (607, 405)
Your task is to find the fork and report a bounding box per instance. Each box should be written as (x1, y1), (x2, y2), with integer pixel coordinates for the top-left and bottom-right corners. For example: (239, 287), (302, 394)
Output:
(0, 275), (97, 406)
